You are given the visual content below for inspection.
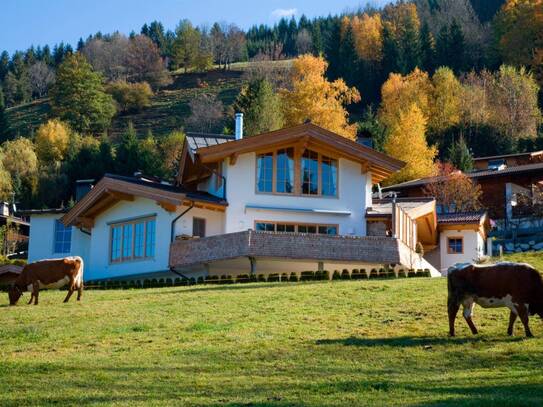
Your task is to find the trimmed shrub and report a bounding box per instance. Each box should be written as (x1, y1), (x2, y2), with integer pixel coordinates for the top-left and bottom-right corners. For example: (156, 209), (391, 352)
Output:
(281, 273), (289, 282)
(289, 273), (299, 282)
(300, 271), (315, 281)
(257, 274), (266, 282)
(196, 276), (204, 284)
(322, 270), (330, 280)
(174, 278), (181, 286)
(397, 269), (407, 278)
(408, 269), (416, 278)
(423, 269), (431, 277)
(143, 279), (151, 288)
(189, 277), (196, 285)
(369, 269), (379, 279)
(205, 275), (219, 284)
(331, 270), (341, 280)
(236, 274), (250, 283)
(351, 269), (363, 280)
(166, 278), (173, 286)
(341, 269), (351, 280)
(220, 275), (233, 284)
(134, 280), (142, 289)
(268, 273), (280, 282)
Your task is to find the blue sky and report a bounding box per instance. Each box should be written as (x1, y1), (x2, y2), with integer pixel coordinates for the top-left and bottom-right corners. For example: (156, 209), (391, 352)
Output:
(1, 0), (391, 54)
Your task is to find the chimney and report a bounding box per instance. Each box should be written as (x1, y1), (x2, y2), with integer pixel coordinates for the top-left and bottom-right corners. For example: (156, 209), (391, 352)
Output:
(75, 179), (94, 202)
(235, 113), (243, 140)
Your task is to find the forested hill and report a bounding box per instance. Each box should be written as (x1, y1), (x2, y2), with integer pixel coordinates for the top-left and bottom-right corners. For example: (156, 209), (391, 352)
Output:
(0, 0), (541, 211)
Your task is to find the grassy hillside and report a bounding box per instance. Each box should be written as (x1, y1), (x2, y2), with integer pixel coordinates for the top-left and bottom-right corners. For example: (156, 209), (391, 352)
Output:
(5, 69), (246, 140)
(498, 252), (543, 270)
(2, 278), (543, 406)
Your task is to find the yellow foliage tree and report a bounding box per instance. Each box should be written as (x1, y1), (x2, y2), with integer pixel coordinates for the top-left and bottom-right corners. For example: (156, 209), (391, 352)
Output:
(280, 54), (361, 139)
(383, 104), (437, 185)
(35, 119), (71, 163)
(429, 67), (463, 132)
(350, 13), (384, 62)
(378, 68), (432, 131)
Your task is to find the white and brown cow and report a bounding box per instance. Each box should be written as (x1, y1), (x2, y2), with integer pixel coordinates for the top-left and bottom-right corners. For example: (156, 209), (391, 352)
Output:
(8, 257), (84, 305)
(448, 262), (543, 337)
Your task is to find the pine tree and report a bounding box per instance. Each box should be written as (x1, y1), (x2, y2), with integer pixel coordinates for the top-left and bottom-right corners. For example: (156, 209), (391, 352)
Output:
(0, 87), (10, 142)
(338, 19), (359, 87)
(447, 136), (474, 172)
(448, 19), (466, 73)
(50, 53), (116, 133)
(419, 22), (436, 73)
(399, 14), (421, 74)
(233, 78), (284, 136)
(115, 122), (141, 176)
(436, 24), (450, 68)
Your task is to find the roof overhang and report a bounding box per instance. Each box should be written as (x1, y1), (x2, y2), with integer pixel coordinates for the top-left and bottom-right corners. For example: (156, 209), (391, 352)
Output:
(194, 123), (405, 184)
(438, 212), (490, 239)
(61, 176), (225, 228)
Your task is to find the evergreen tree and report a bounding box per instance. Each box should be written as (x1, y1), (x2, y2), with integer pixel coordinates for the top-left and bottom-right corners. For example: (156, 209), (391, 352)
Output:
(448, 19), (466, 73)
(233, 78), (284, 136)
(436, 24), (450, 68)
(398, 15), (421, 74)
(381, 23), (400, 76)
(323, 17), (342, 80)
(447, 136), (474, 172)
(0, 87), (10, 142)
(115, 122), (141, 175)
(338, 21), (359, 87)
(50, 53), (116, 133)
(419, 22), (436, 73)
(76, 37), (85, 51)
(0, 51), (9, 82)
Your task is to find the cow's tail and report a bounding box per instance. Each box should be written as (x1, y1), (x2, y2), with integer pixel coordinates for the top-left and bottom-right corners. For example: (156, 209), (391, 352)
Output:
(75, 257), (84, 288)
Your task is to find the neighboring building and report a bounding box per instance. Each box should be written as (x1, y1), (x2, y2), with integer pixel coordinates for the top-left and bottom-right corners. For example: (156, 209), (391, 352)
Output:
(22, 122), (489, 280)
(382, 152), (543, 221)
(1, 202), (30, 258)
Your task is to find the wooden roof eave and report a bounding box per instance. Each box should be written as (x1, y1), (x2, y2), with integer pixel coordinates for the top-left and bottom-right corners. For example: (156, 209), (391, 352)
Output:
(194, 123), (405, 177)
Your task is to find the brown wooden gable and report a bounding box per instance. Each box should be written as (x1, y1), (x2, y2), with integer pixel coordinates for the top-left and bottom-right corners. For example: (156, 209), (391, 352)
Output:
(191, 123), (405, 184)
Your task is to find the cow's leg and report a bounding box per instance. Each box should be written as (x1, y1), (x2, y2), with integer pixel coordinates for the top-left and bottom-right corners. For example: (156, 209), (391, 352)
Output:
(507, 311), (517, 336)
(516, 304), (533, 338)
(463, 301), (478, 335)
(27, 293), (34, 305)
(63, 276), (76, 303)
(32, 282), (39, 305)
(77, 283), (83, 301)
(448, 297), (460, 337)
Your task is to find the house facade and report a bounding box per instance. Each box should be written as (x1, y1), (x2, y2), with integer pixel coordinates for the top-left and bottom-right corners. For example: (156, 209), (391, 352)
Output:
(22, 123), (487, 280)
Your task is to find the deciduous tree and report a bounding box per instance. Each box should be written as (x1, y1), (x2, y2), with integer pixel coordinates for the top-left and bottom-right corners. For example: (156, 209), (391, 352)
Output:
(423, 162), (482, 212)
(280, 54), (360, 139)
(35, 119), (71, 163)
(383, 104), (437, 185)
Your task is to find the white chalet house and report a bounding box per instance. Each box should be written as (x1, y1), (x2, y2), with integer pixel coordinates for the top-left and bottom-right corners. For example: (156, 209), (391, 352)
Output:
(23, 122), (489, 280)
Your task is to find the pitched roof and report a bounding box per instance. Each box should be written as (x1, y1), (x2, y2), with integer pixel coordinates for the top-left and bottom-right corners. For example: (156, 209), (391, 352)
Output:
(383, 162), (543, 191)
(185, 132), (234, 153)
(473, 150), (543, 162)
(366, 197), (435, 217)
(437, 211), (487, 225)
(62, 174), (227, 228)
(194, 123), (405, 184)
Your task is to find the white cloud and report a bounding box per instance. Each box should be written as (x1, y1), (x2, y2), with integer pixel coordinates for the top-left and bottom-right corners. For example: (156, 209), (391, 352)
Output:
(271, 8), (297, 19)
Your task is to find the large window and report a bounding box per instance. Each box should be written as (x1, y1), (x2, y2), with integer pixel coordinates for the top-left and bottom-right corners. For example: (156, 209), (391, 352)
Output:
(193, 217), (206, 237)
(54, 220), (72, 254)
(447, 237), (463, 254)
(110, 217), (156, 263)
(256, 147), (338, 197)
(255, 221), (338, 235)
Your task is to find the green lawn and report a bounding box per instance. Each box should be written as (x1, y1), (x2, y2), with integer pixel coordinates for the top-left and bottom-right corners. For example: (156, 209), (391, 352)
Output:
(498, 251), (543, 270)
(2, 277), (543, 406)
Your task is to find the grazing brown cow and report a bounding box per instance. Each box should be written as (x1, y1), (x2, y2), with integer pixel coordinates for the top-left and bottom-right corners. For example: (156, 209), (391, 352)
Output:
(448, 262), (543, 337)
(8, 257), (84, 305)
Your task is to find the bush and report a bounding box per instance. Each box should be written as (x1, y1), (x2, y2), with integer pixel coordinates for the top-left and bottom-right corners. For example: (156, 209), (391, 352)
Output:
(106, 80), (153, 113)
(257, 274), (267, 282)
(236, 274), (250, 283)
(205, 275), (219, 284)
(408, 269), (416, 278)
(369, 269), (379, 279)
(220, 275), (233, 284)
(281, 273), (289, 282)
(197, 276), (204, 284)
(268, 273), (280, 282)
(289, 273), (299, 282)
(351, 269), (363, 280)
(322, 270), (330, 280)
(300, 271), (315, 281)
(143, 279), (151, 288)
(332, 270), (341, 280)
(341, 270), (351, 280)
(189, 277), (196, 285)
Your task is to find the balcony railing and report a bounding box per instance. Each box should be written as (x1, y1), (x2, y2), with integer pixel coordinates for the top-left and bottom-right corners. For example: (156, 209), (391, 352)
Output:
(169, 230), (412, 268)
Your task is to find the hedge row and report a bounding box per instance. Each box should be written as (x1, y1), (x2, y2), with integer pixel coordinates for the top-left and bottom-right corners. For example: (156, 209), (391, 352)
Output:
(85, 268), (432, 290)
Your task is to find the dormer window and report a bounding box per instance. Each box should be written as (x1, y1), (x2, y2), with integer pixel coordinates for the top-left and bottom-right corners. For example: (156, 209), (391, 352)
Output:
(256, 147), (338, 197)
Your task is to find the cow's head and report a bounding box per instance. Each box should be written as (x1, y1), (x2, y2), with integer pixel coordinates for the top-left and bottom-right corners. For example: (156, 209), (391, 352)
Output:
(8, 285), (23, 306)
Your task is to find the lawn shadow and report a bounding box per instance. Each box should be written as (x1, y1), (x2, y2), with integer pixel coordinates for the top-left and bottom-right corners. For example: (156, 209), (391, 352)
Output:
(316, 335), (525, 348)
